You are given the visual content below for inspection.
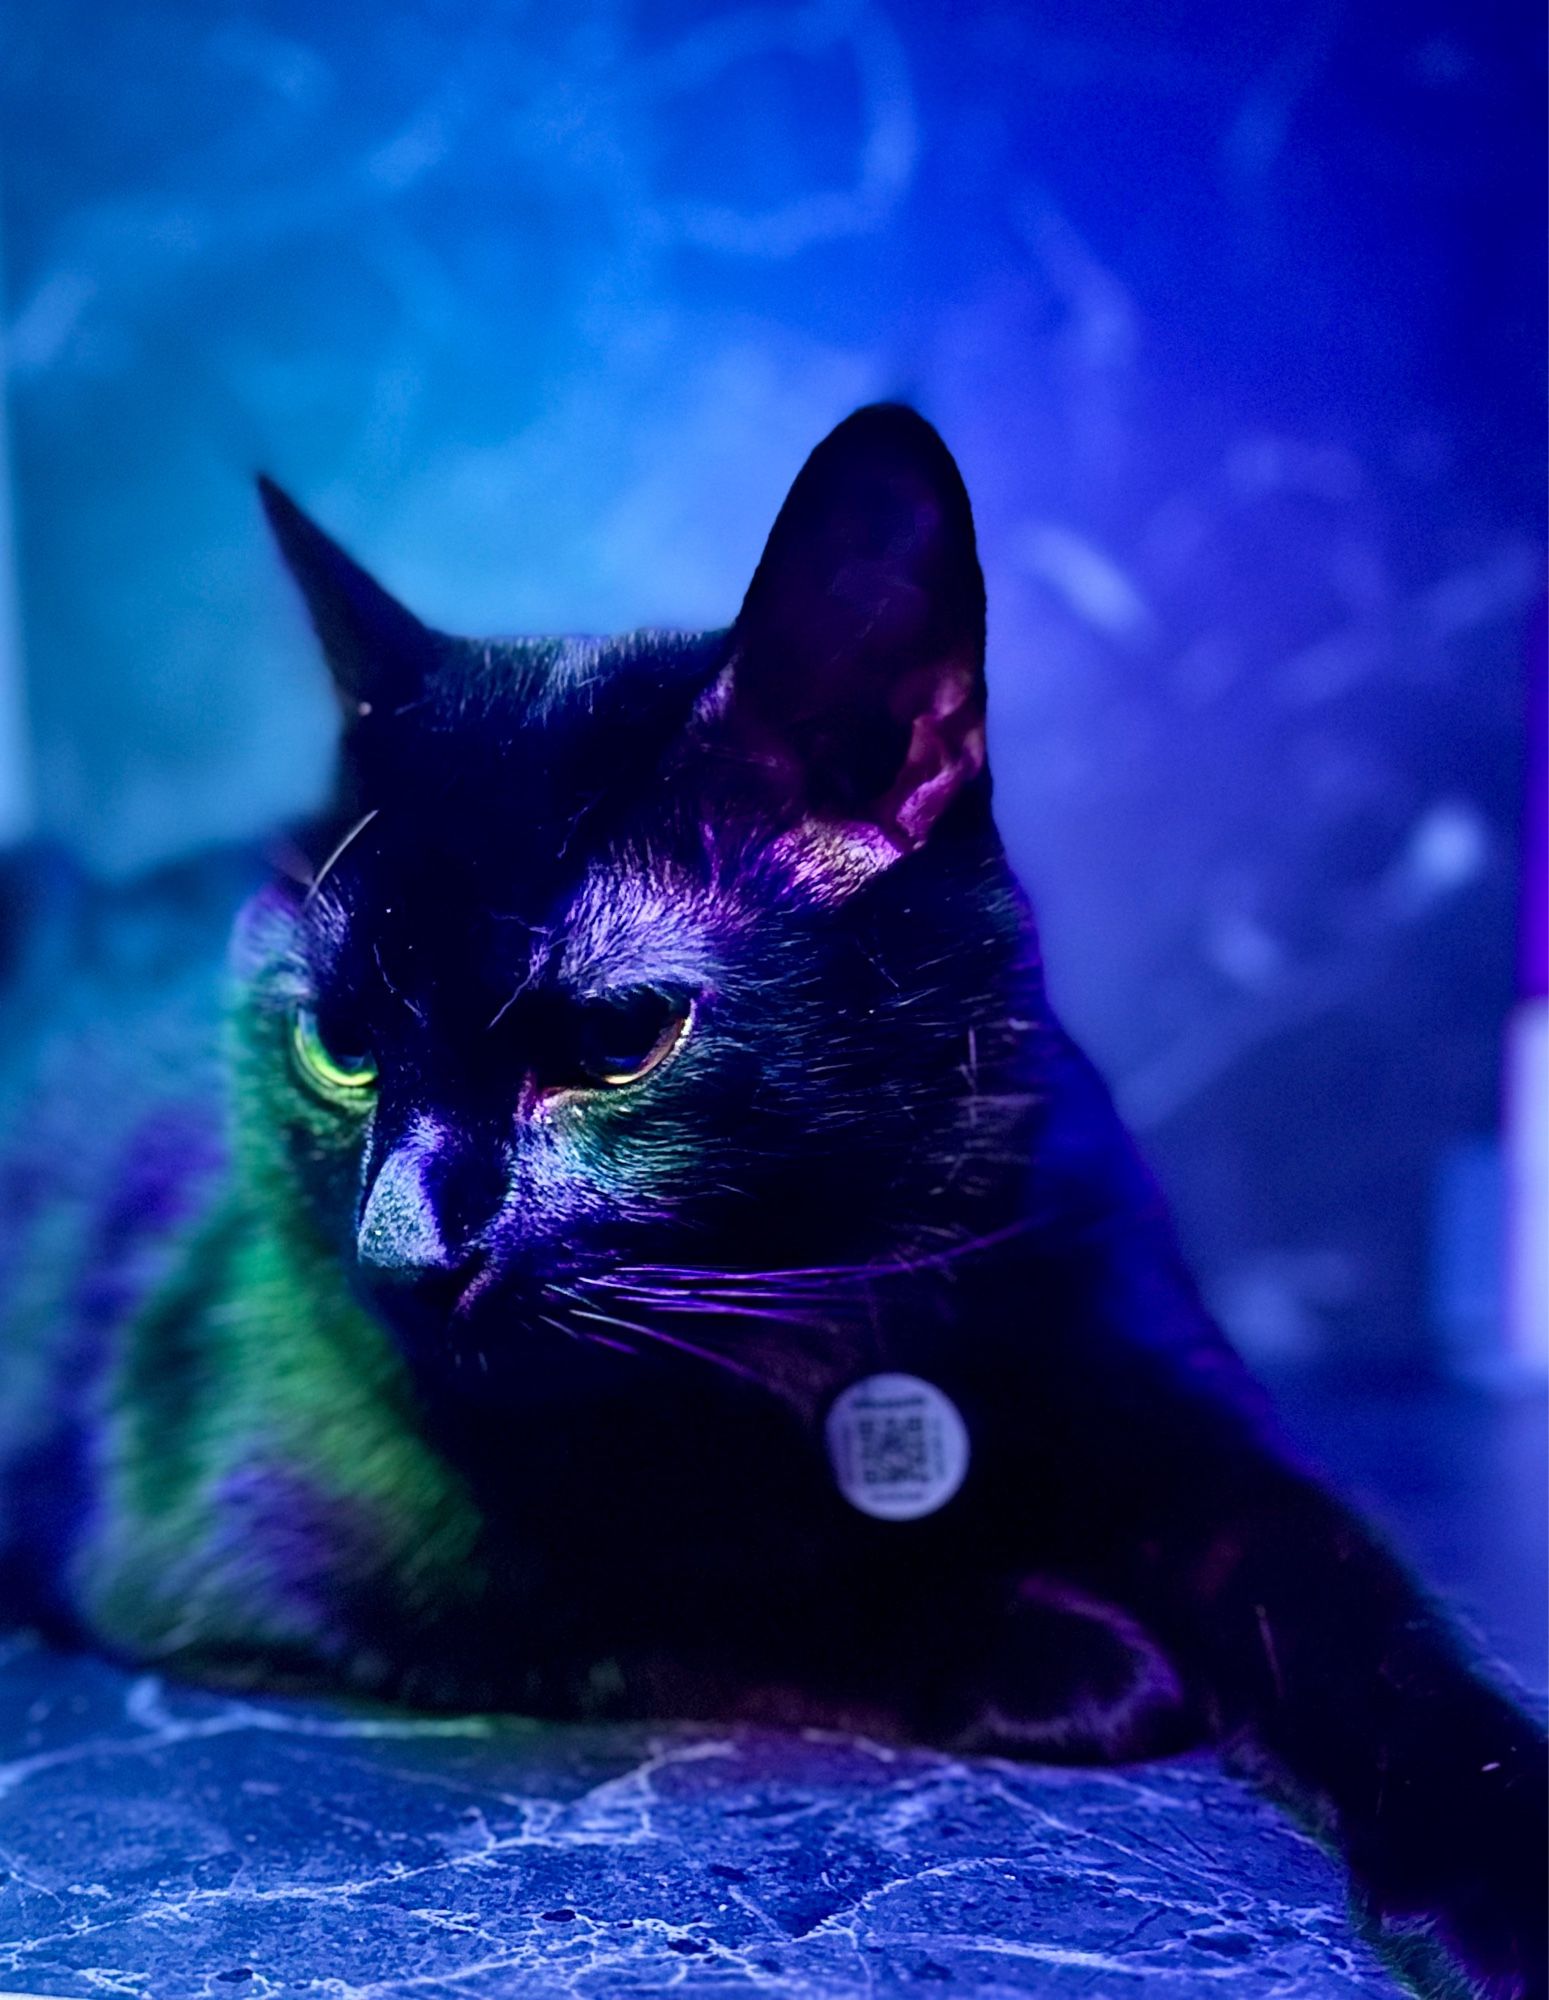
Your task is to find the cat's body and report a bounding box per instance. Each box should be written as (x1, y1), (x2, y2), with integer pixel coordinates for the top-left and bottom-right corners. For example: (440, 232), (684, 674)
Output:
(0, 409), (1542, 1997)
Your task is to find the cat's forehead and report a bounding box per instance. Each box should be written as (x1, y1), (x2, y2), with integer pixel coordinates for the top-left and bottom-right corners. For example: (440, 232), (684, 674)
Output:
(420, 627), (722, 756)
(557, 856), (746, 994)
(342, 624), (724, 862)
(308, 623), (740, 1007)
(305, 825), (733, 1026)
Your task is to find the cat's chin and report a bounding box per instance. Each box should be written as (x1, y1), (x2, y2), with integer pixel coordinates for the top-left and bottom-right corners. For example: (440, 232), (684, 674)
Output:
(360, 1268), (657, 1410)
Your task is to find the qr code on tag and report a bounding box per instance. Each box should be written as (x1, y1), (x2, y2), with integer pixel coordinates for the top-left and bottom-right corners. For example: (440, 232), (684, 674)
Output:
(856, 1411), (928, 1487)
(827, 1375), (968, 1520)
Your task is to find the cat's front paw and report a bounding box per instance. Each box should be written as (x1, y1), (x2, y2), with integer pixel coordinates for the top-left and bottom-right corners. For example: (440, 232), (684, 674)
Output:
(943, 1576), (1199, 1763)
(1353, 1742), (1547, 2000)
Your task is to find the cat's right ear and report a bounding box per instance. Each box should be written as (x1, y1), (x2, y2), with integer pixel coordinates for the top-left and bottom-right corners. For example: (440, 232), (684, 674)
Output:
(258, 477), (434, 720)
(708, 404), (988, 874)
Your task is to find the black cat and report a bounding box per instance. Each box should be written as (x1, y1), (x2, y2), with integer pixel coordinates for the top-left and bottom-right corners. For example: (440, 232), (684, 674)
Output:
(0, 406), (1541, 1998)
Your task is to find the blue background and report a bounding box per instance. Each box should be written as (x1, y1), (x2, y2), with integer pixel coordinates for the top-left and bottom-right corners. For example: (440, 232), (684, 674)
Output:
(3, 0), (1543, 1371)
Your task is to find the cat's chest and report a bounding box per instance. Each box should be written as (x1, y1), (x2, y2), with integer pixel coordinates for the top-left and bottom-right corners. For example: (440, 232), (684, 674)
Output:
(459, 1360), (1059, 1640)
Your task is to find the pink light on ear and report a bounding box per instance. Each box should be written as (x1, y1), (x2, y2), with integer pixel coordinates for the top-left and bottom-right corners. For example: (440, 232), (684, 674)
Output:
(1503, 600), (1548, 1379)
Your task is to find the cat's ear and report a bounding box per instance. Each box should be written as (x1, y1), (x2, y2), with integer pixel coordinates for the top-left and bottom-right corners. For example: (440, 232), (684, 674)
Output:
(258, 477), (434, 719)
(717, 403), (987, 855)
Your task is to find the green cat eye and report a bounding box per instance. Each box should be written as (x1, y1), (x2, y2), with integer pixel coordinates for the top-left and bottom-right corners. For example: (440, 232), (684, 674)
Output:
(291, 1007), (378, 1099)
(573, 989), (693, 1088)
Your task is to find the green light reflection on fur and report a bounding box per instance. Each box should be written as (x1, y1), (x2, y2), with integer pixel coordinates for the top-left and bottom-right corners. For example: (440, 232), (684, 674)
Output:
(71, 919), (488, 1679)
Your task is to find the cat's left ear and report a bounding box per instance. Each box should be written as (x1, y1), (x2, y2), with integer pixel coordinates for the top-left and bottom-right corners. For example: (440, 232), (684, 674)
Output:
(258, 476), (436, 720)
(715, 403), (987, 856)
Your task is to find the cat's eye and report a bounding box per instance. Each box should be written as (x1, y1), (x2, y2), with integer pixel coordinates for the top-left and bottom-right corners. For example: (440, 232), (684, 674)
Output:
(572, 988), (692, 1088)
(291, 1006), (378, 1100)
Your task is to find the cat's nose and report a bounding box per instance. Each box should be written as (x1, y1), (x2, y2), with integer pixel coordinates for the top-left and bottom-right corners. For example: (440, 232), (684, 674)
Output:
(357, 1126), (508, 1276)
(357, 1141), (450, 1276)
(426, 1144), (508, 1260)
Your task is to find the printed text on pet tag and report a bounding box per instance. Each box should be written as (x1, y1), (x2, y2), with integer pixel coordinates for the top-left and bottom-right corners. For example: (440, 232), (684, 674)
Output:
(825, 1373), (970, 1520)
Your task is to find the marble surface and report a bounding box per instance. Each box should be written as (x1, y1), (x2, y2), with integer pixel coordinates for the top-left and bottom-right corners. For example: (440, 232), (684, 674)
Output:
(0, 1641), (1397, 2000)
(1, 1384), (1542, 2000)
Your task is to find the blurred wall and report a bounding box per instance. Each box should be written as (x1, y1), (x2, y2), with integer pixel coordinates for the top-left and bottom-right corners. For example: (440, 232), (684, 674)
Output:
(3, 0), (1544, 1371)
(0, 216), (30, 844)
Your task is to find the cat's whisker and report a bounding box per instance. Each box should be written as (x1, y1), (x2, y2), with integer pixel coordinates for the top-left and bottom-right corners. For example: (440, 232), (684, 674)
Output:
(605, 1263), (864, 1292)
(604, 1286), (845, 1332)
(541, 1309), (638, 1359)
(571, 1306), (768, 1386)
(602, 1221), (1028, 1294)
(303, 807), (380, 906)
(559, 1283), (771, 1385)
(596, 1274), (858, 1311)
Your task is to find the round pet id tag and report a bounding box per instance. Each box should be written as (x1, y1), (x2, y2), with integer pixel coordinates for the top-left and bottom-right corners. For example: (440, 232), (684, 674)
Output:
(825, 1372), (970, 1521)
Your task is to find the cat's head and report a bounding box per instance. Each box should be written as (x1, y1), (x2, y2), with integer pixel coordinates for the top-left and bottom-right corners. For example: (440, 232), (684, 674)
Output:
(233, 406), (1036, 1403)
